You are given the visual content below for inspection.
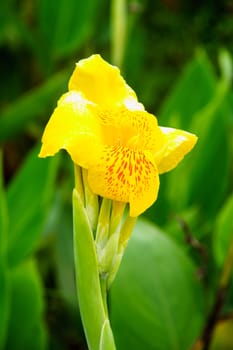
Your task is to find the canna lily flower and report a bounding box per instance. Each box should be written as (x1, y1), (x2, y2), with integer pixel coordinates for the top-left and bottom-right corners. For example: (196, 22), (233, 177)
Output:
(39, 54), (197, 217)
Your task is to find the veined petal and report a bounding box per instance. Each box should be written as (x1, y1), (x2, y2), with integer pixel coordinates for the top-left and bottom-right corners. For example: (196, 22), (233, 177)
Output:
(87, 145), (160, 217)
(39, 91), (102, 168)
(155, 127), (198, 174)
(68, 54), (140, 108)
(93, 107), (165, 154)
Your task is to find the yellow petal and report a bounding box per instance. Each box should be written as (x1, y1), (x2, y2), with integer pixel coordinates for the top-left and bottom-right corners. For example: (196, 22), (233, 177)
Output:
(87, 145), (160, 217)
(68, 54), (140, 108)
(93, 107), (164, 154)
(155, 127), (198, 174)
(39, 91), (102, 168)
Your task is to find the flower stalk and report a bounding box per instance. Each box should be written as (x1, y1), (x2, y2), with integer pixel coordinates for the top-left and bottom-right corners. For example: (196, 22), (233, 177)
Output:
(111, 0), (127, 67)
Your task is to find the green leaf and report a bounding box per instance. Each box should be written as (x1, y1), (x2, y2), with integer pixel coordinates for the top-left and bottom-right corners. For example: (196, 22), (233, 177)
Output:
(7, 145), (59, 267)
(0, 267), (9, 349)
(0, 70), (68, 142)
(99, 319), (116, 350)
(213, 193), (233, 266)
(5, 260), (47, 350)
(54, 194), (77, 308)
(145, 51), (218, 224)
(110, 219), (204, 350)
(166, 82), (231, 217)
(154, 51), (231, 220)
(159, 50), (216, 130)
(0, 150), (8, 251)
(0, 150), (9, 348)
(73, 189), (114, 350)
(38, 0), (98, 60)
(186, 80), (231, 215)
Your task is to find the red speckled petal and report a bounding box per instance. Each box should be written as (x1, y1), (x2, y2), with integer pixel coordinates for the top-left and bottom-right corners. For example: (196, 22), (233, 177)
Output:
(88, 145), (159, 216)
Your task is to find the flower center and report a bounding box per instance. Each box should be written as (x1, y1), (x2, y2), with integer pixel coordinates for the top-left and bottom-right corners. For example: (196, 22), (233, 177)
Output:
(127, 134), (141, 149)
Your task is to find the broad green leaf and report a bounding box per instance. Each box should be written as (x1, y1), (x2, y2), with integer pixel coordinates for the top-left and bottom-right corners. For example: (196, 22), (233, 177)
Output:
(0, 150), (9, 349)
(166, 80), (231, 217)
(184, 51), (232, 214)
(110, 219), (204, 350)
(38, 0), (98, 60)
(186, 81), (231, 214)
(213, 193), (233, 266)
(5, 260), (47, 350)
(7, 145), (59, 267)
(0, 70), (68, 142)
(159, 50), (216, 130)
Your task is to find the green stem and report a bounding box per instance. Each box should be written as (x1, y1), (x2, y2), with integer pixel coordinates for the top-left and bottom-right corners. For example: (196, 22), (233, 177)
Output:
(72, 189), (116, 350)
(111, 0), (127, 67)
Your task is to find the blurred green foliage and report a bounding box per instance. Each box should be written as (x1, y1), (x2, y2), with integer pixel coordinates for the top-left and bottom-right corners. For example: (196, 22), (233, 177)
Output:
(1, 0), (233, 350)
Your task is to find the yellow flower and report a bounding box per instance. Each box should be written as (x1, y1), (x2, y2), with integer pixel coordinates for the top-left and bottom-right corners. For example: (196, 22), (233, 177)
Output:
(39, 54), (197, 217)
